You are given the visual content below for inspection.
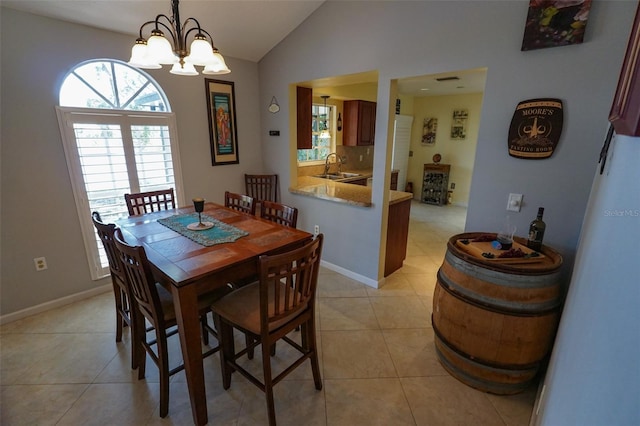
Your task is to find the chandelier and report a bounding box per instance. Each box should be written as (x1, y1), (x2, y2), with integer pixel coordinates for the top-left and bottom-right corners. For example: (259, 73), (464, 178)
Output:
(128, 0), (230, 76)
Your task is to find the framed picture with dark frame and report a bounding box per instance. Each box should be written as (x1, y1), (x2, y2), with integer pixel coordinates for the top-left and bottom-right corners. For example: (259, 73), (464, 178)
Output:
(205, 79), (239, 166)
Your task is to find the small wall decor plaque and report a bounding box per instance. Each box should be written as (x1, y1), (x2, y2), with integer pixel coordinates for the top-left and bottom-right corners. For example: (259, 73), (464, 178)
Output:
(521, 0), (592, 51)
(451, 109), (468, 140)
(508, 98), (563, 159)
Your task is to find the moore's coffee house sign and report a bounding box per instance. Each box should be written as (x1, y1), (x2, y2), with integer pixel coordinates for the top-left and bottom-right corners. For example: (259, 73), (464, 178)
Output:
(508, 98), (563, 159)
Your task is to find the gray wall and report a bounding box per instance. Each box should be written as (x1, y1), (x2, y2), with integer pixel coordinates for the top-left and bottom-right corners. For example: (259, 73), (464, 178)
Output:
(534, 134), (640, 425)
(258, 0), (635, 283)
(1, 8), (263, 315)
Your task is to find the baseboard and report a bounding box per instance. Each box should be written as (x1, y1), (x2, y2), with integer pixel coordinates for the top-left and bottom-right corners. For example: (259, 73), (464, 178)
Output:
(0, 284), (112, 325)
(319, 259), (382, 289)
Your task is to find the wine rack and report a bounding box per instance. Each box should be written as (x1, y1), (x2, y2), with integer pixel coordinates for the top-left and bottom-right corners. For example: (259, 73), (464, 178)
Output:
(421, 163), (450, 205)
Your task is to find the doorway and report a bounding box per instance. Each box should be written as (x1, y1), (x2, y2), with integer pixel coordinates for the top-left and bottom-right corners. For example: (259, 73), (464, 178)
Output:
(395, 67), (486, 208)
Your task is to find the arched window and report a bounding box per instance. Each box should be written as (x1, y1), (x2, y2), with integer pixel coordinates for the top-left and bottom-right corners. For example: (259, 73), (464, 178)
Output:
(56, 59), (183, 279)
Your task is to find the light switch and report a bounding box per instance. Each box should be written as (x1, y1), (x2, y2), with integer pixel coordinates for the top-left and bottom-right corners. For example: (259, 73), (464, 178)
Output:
(507, 193), (523, 212)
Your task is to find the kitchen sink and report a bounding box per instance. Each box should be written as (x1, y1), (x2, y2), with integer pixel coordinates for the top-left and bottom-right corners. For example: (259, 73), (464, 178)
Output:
(313, 172), (362, 180)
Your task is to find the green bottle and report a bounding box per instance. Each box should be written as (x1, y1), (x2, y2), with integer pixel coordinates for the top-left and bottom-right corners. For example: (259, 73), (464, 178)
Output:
(527, 207), (546, 252)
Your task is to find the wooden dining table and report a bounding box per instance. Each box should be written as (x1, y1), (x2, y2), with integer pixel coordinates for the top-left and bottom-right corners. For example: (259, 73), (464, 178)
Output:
(117, 202), (312, 425)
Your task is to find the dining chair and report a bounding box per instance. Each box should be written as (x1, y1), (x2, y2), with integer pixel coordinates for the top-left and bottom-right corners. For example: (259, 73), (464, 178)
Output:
(124, 188), (176, 216)
(113, 229), (230, 418)
(260, 200), (298, 228)
(91, 212), (138, 368)
(211, 234), (324, 426)
(245, 174), (278, 204)
(224, 190), (256, 216)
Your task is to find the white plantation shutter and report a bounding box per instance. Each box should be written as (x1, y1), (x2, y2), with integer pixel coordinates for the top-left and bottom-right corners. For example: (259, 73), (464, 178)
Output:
(57, 109), (183, 279)
(57, 60), (183, 280)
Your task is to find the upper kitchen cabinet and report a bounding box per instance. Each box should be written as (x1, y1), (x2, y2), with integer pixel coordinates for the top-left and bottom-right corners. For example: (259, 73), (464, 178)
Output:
(297, 86), (313, 149)
(343, 100), (376, 146)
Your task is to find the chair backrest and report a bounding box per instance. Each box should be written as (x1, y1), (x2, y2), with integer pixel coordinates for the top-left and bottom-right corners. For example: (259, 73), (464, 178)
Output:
(258, 234), (323, 333)
(224, 191), (256, 216)
(260, 200), (298, 228)
(124, 188), (175, 216)
(91, 212), (127, 285)
(113, 229), (164, 326)
(245, 174), (278, 203)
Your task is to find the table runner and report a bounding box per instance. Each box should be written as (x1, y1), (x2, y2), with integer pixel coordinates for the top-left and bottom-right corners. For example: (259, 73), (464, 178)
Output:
(157, 213), (248, 246)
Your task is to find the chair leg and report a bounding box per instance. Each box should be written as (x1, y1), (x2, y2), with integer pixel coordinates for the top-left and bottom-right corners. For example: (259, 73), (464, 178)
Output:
(113, 284), (124, 342)
(216, 315), (234, 390)
(246, 334), (254, 359)
(307, 319), (322, 390)
(201, 313), (210, 346)
(262, 340), (277, 426)
(157, 328), (170, 418)
(135, 314), (147, 379)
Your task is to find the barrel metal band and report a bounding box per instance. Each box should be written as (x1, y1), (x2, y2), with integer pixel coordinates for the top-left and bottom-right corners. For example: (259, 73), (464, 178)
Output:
(446, 250), (562, 289)
(437, 269), (561, 316)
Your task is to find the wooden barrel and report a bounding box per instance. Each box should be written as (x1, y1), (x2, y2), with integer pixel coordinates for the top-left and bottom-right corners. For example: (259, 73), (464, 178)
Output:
(432, 232), (564, 395)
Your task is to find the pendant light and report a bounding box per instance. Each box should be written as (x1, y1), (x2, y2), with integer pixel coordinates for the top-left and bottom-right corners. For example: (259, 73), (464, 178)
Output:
(319, 95), (331, 139)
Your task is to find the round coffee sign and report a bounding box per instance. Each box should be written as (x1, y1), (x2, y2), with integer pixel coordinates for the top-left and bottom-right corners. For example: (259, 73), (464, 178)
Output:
(508, 98), (563, 159)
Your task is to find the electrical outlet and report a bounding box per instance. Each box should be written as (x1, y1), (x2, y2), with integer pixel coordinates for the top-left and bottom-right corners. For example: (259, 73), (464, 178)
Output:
(314, 225), (320, 237)
(507, 193), (523, 212)
(359, 155), (363, 162)
(34, 257), (48, 271)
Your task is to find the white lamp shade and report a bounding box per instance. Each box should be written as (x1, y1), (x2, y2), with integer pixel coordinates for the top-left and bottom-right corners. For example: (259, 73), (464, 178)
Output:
(147, 33), (177, 65)
(128, 42), (161, 69)
(186, 38), (215, 66)
(203, 51), (231, 74)
(170, 61), (198, 76)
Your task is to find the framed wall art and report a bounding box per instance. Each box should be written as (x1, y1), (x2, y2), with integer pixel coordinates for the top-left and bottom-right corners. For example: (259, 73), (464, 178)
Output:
(451, 109), (468, 139)
(521, 0), (592, 51)
(422, 118), (437, 145)
(205, 79), (239, 166)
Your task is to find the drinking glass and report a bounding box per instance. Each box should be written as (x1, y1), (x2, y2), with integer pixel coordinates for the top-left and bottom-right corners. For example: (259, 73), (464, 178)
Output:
(193, 198), (205, 226)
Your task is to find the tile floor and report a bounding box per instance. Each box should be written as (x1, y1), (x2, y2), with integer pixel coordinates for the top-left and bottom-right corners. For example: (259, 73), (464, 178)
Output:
(0, 201), (537, 425)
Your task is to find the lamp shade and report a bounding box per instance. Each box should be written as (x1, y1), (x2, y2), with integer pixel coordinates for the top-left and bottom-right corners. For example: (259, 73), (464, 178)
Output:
(147, 30), (177, 65)
(128, 40), (162, 69)
(203, 50), (231, 74)
(170, 61), (198, 76)
(186, 36), (216, 66)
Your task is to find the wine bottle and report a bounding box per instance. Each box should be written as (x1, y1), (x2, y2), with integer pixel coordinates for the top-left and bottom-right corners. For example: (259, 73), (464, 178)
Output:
(527, 207), (546, 252)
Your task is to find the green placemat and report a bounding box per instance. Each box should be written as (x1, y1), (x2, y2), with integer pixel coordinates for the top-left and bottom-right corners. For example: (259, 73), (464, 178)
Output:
(157, 213), (248, 246)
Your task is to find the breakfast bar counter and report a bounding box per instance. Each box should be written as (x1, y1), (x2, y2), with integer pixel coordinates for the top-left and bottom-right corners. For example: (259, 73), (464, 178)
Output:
(291, 176), (413, 207)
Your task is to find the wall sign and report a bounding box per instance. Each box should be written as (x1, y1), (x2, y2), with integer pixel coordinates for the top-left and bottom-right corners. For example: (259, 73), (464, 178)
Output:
(508, 98), (563, 159)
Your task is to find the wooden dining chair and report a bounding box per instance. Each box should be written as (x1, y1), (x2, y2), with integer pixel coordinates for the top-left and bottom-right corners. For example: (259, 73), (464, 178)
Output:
(245, 174), (278, 203)
(113, 229), (230, 418)
(91, 212), (138, 368)
(124, 188), (175, 216)
(224, 190), (256, 216)
(211, 234), (324, 426)
(260, 200), (298, 228)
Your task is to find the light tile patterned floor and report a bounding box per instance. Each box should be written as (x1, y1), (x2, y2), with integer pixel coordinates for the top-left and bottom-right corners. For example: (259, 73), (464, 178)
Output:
(0, 201), (537, 425)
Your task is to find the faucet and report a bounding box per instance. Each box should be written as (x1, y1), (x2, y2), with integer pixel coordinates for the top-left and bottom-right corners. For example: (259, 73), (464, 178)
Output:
(324, 152), (343, 175)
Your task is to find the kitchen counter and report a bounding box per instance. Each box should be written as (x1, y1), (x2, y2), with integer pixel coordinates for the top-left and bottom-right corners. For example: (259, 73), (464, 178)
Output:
(291, 175), (413, 207)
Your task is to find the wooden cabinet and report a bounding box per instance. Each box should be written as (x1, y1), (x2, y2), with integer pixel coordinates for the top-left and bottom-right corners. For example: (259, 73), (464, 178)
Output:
(390, 170), (399, 190)
(421, 164), (450, 205)
(343, 100), (376, 146)
(296, 86), (312, 149)
(385, 198), (411, 276)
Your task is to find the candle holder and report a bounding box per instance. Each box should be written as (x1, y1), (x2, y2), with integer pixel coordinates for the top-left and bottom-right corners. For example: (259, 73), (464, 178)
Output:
(187, 198), (214, 230)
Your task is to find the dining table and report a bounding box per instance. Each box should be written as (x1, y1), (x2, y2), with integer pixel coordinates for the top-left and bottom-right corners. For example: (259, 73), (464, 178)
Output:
(117, 202), (313, 425)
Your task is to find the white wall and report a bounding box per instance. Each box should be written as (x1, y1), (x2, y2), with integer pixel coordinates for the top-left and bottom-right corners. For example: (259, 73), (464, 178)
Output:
(0, 8), (263, 315)
(258, 0), (635, 283)
(533, 134), (640, 425)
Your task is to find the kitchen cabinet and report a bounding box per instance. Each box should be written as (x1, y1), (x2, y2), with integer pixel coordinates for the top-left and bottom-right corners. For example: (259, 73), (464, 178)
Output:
(421, 164), (450, 205)
(296, 86), (312, 149)
(343, 100), (376, 146)
(390, 170), (399, 190)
